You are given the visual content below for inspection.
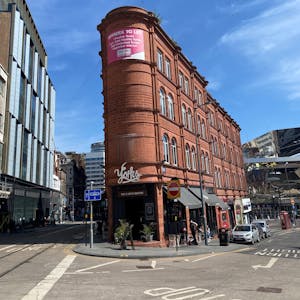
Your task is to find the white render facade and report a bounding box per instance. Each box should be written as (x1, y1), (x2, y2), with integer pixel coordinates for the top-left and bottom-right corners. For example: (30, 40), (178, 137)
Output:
(1, 0), (55, 188)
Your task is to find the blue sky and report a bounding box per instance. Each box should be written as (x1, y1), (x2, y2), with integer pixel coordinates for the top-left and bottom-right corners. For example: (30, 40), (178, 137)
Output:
(26, 0), (300, 153)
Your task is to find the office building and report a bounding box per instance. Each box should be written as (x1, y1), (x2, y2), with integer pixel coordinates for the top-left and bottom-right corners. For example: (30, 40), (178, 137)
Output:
(85, 142), (105, 190)
(0, 0), (55, 228)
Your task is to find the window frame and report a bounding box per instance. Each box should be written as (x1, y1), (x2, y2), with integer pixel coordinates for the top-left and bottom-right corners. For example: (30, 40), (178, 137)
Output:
(157, 49), (163, 72)
(162, 134), (170, 163)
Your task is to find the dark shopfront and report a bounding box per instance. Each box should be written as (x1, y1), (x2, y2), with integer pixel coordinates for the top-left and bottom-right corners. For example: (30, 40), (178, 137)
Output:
(163, 187), (202, 241)
(112, 183), (157, 240)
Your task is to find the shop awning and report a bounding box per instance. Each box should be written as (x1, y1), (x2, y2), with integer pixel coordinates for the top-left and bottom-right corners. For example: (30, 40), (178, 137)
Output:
(188, 187), (228, 210)
(163, 187), (202, 209)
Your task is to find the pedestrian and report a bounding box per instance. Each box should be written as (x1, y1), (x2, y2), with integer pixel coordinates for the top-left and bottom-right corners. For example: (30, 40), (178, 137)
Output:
(190, 219), (198, 245)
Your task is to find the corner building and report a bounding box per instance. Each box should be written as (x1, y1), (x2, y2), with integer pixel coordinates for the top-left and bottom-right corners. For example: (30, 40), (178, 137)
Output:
(98, 6), (247, 246)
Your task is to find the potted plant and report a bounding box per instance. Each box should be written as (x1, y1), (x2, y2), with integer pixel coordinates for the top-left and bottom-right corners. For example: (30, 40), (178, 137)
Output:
(114, 219), (133, 249)
(140, 223), (155, 242)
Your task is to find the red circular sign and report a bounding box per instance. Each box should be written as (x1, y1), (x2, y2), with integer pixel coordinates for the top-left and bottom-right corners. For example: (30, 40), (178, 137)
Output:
(167, 180), (180, 199)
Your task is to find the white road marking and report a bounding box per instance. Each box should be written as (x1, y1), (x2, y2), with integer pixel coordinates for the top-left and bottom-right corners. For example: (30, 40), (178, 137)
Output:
(122, 267), (165, 273)
(22, 255), (76, 300)
(0, 245), (16, 251)
(252, 257), (278, 270)
(192, 253), (221, 262)
(75, 259), (120, 273)
(6, 244), (29, 253)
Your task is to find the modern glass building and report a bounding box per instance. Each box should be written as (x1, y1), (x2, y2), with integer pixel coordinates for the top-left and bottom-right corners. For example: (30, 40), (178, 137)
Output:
(85, 142), (105, 190)
(0, 0), (55, 228)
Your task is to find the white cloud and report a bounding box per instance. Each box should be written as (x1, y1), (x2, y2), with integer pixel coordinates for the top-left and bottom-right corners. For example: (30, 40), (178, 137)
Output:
(219, 0), (300, 100)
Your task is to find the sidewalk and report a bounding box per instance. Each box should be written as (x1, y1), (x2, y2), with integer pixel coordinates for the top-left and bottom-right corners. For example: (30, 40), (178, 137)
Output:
(73, 239), (250, 259)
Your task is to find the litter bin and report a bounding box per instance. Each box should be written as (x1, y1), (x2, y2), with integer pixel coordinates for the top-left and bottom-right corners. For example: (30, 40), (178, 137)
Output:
(219, 228), (229, 246)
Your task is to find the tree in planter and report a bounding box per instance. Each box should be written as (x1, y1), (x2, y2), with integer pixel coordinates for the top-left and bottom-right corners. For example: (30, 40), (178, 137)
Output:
(114, 219), (133, 249)
(140, 222), (156, 242)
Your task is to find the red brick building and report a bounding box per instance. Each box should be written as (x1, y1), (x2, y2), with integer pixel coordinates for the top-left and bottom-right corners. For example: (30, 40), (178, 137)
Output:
(98, 6), (247, 246)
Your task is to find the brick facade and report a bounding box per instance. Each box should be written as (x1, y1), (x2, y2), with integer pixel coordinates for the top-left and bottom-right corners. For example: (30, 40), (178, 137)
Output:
(98, 6), (247, 246)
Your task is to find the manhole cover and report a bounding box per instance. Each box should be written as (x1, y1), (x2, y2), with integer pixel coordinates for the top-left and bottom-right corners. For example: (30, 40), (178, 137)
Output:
(257, 287), (282, 293)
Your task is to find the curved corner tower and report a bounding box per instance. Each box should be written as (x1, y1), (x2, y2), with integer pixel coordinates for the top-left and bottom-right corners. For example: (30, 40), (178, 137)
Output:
(98, 7), (165, 243)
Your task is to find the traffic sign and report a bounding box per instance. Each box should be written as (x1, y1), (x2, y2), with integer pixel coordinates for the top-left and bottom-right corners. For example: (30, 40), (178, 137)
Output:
(84, 189), (102, 201)
(167, 178), (181, 199)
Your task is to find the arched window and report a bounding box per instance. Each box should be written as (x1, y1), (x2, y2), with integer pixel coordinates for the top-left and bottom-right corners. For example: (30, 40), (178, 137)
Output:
(185, 144), (191, 169)
(214, 167), (218, 187)
(197, 116), (201, 135)
(198, 91), (203, 106)
(181, 104), (187, 127)
(171, 138), (178, 166)
(187, 108), (193, 131)
(162, 134), (170, 163)
(201, 151), (205, 173)
(201, 119), (206, 139)
(167, 94), (174, 120)
(205, 153), (210, 174)
(160, 88), (166, 116)
(191, 146), (197, 170)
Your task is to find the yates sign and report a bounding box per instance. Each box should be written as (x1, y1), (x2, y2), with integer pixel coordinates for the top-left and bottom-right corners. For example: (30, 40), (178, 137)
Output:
(114, 162), (141, 184)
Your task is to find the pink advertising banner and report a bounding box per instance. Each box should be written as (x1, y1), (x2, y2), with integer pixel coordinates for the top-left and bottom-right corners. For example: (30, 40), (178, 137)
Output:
(107, 28), (145, 64)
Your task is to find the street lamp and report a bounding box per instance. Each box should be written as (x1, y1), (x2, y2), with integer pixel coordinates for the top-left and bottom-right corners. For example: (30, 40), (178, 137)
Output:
(90, 181), (94, 248)
(193, 100), (213, 246)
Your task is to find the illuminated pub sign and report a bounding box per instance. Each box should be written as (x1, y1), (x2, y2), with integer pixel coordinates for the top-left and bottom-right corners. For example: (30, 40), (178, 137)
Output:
(107, 27), (145, 64)
(114, 162), (141, 184)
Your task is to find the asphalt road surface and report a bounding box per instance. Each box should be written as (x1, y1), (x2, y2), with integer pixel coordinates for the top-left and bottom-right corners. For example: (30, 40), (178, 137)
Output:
(0, 220), (299, 300)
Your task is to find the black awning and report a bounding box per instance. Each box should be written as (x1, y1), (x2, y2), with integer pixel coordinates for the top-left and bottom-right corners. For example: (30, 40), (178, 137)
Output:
(163, 186), (202, 209)
(188, 187), (228, 210)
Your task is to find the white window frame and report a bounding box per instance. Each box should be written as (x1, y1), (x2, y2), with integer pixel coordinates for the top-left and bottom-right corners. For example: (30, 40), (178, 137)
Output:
(181, 104), (187, 127)
(165, 57), (171, 79)
(184, 77), (189, 95)
(185, 144), (191, 169)
(160, 88), (166, 116)
(157, 49), (163, 72)
(179, 72), (183, 90)
(187, 108), (193, 131)
(171, 138), (178, 166)
(163, 134), (170, 163)
(191, 147), (197, 170)
(167, 94), (174, 120)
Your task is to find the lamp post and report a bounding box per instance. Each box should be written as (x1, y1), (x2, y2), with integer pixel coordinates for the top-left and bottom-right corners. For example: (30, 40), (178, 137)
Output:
(193, 101), (212, 246)
(90, 181), (94, 248)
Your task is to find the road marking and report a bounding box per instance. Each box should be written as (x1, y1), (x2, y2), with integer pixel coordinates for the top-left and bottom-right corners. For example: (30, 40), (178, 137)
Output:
(0, 245), (16, 251)
(192, 253), (222, 262)
(75, 259), (120, 273)
(22, 255), (76, 300)
(252, 257), (278, 270)
(144, 286), (225, 299)
(122, 267), (165, 273)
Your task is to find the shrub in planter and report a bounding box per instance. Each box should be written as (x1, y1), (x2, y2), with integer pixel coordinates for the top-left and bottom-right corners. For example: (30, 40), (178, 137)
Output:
(140, 223), (156, 242)
(114, 219), (133, 249)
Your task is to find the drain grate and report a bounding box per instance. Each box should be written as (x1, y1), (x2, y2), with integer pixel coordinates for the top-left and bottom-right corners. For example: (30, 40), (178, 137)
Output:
(257, 287), (282, 293)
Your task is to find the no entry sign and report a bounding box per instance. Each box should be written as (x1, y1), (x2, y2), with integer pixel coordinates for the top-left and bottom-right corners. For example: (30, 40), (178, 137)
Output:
(167, 178), (181, 199)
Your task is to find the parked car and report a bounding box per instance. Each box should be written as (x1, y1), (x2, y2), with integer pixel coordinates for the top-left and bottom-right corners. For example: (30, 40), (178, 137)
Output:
(252, 219), (271, 238)
(255, 223), (265, 240)
(232, 224), (260, 244)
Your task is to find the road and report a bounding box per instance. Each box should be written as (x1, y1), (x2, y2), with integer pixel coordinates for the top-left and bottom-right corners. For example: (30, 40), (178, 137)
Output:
(0, 221), (299, 300)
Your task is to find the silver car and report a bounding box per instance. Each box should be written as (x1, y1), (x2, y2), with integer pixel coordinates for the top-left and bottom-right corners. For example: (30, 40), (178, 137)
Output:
(252, 219), (271, 238)
(232, 224), (260, 244)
